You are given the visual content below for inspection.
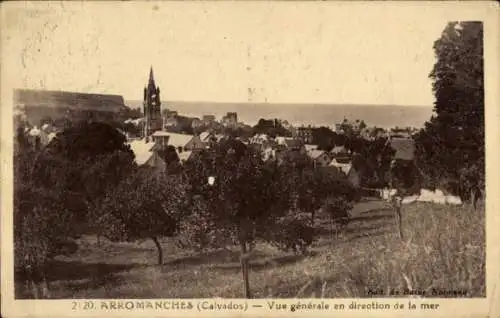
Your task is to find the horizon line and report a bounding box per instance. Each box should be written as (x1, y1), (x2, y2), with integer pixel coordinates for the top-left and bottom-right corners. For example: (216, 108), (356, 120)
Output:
(13, 88), (433, 108)
(125, 99), (434, 108)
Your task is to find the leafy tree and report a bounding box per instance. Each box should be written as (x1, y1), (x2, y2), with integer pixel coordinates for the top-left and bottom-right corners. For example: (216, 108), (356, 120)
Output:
(322, 195), (353, 240)
(252, 118), (291, 138)
(332, 132), (348, 147)
(98, 170), (187, 265)
(311, 126), (336, 151)
(415, 21), (484, 202)
(279, 149), (356, 227)
(265, 214), (315, 255)
(183, 138), (296, 298)
(14, 143), (77, 298)
(354, 137), (395, 188)
(359, 120), (367, 131)
(31, 122), (136, 232)
(279, 149), (313, 173)
(155, 145), (181, 170)
(295, 168), (332, 225)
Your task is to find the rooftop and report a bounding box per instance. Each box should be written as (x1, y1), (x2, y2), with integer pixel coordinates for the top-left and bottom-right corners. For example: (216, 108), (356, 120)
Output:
(127, 139), (155, 165)
(152, 131), (194, 148)
(307, 149), (325, 160)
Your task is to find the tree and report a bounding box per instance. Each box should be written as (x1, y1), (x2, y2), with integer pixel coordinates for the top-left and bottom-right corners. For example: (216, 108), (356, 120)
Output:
(359, 120), (367, 131)
(322, 195), (353, 241)
(98, 170), (187, 265)
(14, 122), (137, 297)
(183, 138), (296, 298)
(295, 168), (331, 225)
(31, 122), (136, 233)
(311, 127), (336, 151)
(416, 21), (484, 202)
(14, 143), (77, 298)
(355, 137), (395, 188)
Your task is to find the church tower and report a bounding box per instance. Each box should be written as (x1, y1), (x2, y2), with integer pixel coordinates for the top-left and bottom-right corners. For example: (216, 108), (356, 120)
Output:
(143, 66), (162, 138)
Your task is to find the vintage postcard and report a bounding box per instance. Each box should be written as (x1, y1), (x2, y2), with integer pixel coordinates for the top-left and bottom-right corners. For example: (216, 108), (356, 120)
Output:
(1, 1), (499, 317)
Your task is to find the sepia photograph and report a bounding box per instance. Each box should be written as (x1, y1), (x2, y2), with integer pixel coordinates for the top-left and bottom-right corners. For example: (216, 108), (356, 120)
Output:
(1, 1), (499, 317)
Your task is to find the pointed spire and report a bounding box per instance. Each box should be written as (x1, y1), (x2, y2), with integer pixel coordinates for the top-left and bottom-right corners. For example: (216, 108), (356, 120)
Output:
(149, 66), (155, 85)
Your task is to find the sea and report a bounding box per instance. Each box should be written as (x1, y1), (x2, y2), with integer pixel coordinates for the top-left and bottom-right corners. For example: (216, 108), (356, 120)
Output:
(125, 100), (434, 129)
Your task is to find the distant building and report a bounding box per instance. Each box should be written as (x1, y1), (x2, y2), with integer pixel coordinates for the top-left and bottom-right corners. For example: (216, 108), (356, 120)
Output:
(202, 115), (216, 124)
(191, 117), (203, 133)
(222, 112), (238, 128)
(335, 124), (342, 134)
(297, 126), (313, 144)
(165, 110), (178, 118)
(227, 112), (237, 122)
(284, 138), (304, 151)
(280, 120), (292, 129)
(163, 116), (180, 131)
(143, 67), (162, 138)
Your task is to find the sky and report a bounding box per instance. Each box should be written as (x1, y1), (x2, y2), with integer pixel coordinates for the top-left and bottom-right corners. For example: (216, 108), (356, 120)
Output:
(1, 2), (494, 106)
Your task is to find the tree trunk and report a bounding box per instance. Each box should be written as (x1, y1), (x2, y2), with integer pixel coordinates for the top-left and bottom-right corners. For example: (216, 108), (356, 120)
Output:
(329, 214), (334, 242)
(470, 189), (476, 210)
(41, 273), (51, 299)
(152, 237), (163, 265)
(240, 241), (252, 299)
(394, 203), (404, 241)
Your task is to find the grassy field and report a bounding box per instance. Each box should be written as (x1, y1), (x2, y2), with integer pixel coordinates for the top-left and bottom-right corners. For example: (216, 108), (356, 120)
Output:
(16, 198), (485, 299)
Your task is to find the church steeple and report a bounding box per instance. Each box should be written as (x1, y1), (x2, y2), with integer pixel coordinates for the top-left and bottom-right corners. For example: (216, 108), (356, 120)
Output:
(143, 66), (162, 139)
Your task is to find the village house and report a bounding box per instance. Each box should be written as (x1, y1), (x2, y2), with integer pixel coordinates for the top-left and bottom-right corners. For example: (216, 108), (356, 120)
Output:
(262, 147), (277, 162)
(307, 149), (332, 168)
(202, 114), (216, 124)
(249, 133), (273, 150)
(221, 112), (238, 128)
(274, 136), (287, 146)
(191, 117), (202, 128)
(163, 115), (180, 131)
(297, 126), (313, 144)
(305, 144), (318, 153)
(19, 123), (59, 150)
(128, 128), (203, 170)
(329, 157), (361, 188)
(151, 131), (204, 153)
(128, 138), (157, 167)
(330, 145), (351, 158)
(274, 144), (307, 166)
(284, 138), (305, 151)
(199, 131), (214, 145)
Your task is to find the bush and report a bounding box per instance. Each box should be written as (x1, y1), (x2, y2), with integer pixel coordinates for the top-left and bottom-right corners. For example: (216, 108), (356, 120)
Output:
(266, 215), (316, 255)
